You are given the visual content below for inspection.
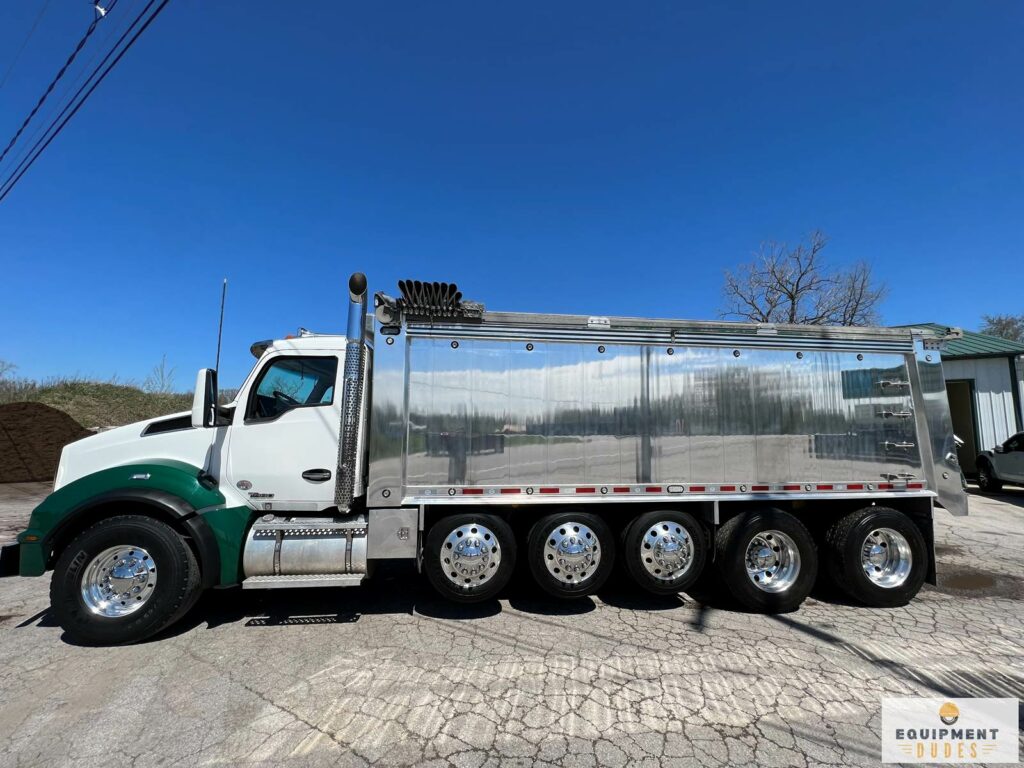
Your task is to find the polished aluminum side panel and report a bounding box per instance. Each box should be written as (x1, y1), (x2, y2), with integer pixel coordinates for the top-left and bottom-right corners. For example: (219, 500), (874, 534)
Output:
(367, 320), (941, 508)
(909, 341), (968, 516)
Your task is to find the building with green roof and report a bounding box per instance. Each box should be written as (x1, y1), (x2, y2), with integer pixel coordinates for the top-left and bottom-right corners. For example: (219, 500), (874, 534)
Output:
(899, 324), (1024, 475)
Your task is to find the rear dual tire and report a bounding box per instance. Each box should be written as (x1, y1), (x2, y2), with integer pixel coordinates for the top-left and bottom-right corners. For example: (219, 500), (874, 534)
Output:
(824, 507), (927, 608)
(622, 510), (707, 596)
(528, 512), (615, 599)
(424, 514), (517, 603)
(710, 508), (818, 613)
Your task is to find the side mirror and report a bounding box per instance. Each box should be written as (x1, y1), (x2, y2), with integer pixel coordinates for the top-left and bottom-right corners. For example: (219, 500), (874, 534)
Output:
(191, 368), (218, 428)
(993, 445), (1005, 454)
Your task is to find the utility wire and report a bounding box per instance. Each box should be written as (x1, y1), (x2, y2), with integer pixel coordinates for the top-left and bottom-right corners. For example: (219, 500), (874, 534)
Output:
(0, 2), (128, 180)
(0, 0), (170, 204)
(0, 0), (55, 91)
(0, 1), (118, 166)
(0, 0), (153, 185)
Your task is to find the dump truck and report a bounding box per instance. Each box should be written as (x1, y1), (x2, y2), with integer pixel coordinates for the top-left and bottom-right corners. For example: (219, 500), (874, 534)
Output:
(2, 274), (967, 644)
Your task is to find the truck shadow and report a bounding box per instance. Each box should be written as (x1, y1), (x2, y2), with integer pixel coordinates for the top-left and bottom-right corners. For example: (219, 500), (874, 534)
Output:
(966, 484), (1024, 509)
(49, 563), (959, 645)
(151, 563), (598, 641)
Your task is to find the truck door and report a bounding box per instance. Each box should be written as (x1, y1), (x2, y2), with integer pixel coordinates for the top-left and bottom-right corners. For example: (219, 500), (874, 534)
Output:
(225, 353), (341, 510)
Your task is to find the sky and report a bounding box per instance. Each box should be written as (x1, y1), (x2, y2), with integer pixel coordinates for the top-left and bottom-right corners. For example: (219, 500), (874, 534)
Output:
(0, 1), (1021, 391)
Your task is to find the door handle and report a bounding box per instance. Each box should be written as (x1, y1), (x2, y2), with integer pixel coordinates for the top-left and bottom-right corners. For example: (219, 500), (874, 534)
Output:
(302, 468), (332, 482)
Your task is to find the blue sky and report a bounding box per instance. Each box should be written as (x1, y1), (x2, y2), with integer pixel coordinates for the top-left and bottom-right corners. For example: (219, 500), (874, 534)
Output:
(1, 1), (1021, 390)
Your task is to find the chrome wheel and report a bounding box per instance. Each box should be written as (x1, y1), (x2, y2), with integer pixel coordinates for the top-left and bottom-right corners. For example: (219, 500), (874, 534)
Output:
(861, 528), (912, 588)
(640, 520), (695, 581)
(439, 523), (502, 587)
(745, 530), (800, 593)
(80, 545), (158, 617)
(543, 522), (602, 584)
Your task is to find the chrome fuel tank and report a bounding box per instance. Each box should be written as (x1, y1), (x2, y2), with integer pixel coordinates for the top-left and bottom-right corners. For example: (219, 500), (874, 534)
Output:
(242, 516), (368, 577)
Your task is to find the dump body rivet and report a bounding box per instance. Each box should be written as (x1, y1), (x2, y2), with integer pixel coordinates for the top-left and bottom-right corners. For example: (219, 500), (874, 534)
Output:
(733, 350), (741, 358)
(667, 348), (674, 355)
(796, 351), (803, 359)
(386, 337), (394, 345)
(526, 343), (534, 351)
(598, 345), (606, 353)
(382, 489), (391, 498)
(451, 341), (459, 349)
(857, 354), (864, 361)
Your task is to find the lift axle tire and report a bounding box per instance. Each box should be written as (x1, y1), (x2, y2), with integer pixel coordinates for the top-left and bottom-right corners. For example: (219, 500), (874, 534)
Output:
(50, 515), (201, 646)
(825, 507), (927, 608)
(715, 508), (817, 614)
(623, 510), (707, 596)
(424, 513), (516, 603)
(528, 512), (615, 599)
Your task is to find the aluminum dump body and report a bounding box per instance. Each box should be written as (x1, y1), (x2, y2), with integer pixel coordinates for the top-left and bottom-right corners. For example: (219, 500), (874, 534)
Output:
(367, 307), (966, 516)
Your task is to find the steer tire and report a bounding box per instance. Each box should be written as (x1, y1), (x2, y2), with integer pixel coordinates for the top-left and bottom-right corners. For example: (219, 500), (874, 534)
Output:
(825, 507), (927, 608)
(528, 512), (615, 599)
(424, 514), (516, 603)
(715, 509), (817, 614)
(623, 510), (707, 596)
(50, 515), (201, 646)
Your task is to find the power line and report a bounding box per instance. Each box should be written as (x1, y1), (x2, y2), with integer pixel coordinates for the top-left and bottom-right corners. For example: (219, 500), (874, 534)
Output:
(0, 1), (118, 167)
(0, 0), (170, 204)
(0, 0), (154, 185)
(0, 0), (55, 91)
(0, 2), (130, 180)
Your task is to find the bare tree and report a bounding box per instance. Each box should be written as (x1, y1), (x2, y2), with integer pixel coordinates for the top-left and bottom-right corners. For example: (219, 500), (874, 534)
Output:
(720, 231), (886, 326)
(980, 313), (1024, 342)
(0, 360), (15, 379)
(143, 355), (177, 394)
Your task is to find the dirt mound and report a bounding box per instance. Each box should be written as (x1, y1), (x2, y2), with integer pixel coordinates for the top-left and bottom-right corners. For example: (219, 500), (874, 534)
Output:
(0, 402), (91, 483)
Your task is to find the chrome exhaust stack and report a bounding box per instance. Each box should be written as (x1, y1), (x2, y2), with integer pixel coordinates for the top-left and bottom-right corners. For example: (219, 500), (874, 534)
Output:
(335, 272), (368, 510)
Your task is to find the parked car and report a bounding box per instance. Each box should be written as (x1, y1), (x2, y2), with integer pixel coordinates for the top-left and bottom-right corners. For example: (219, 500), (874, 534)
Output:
(977, 431), (1024, 492)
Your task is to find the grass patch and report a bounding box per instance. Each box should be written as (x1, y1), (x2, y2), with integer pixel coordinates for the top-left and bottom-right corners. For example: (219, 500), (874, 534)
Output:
(0, 377), (192, 430)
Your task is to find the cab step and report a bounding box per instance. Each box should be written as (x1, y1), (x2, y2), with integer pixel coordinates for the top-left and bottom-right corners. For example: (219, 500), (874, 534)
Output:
(241, 573), (365, 589)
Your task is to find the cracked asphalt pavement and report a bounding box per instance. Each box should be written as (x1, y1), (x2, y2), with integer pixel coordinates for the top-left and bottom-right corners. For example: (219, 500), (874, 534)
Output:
(0, 483), (1022, 767)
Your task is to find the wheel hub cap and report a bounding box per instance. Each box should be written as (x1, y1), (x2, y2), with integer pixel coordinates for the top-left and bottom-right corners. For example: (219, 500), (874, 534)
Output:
(544, 523), (601, 583)
(641, 521), (694, 581)
(81, 545), (158, 617)
(861, 528), (912, 588)
(441, 523), (502, 587)
(744, 530), (800, 593)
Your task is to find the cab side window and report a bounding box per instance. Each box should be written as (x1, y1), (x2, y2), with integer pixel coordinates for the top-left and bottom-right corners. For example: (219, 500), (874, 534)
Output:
(1006, 435), (1023, 452)
(247, 356), (338, 422)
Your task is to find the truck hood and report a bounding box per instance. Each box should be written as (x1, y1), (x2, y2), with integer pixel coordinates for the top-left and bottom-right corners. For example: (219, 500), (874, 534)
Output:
(55, 411), (206, 490)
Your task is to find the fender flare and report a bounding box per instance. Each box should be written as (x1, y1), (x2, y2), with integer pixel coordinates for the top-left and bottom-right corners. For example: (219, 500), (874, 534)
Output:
(46, 487), (222, 588)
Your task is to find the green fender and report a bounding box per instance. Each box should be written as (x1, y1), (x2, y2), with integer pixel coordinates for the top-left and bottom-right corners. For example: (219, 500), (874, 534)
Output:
(17, 459), (253, 586)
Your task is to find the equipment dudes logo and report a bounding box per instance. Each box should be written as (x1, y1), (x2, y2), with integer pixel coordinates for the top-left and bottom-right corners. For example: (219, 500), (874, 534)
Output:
(881, 697), (1018, 763)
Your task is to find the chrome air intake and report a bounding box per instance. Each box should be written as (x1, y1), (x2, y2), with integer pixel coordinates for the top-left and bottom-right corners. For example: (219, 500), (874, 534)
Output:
(335, 272), (368, 510)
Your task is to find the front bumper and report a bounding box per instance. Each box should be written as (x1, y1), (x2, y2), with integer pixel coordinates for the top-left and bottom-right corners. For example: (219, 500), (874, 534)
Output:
(0, 543), (21, 577)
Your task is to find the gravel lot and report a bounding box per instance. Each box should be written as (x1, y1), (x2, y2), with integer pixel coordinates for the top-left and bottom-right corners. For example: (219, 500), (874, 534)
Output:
(0, 483), (1021, 767)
